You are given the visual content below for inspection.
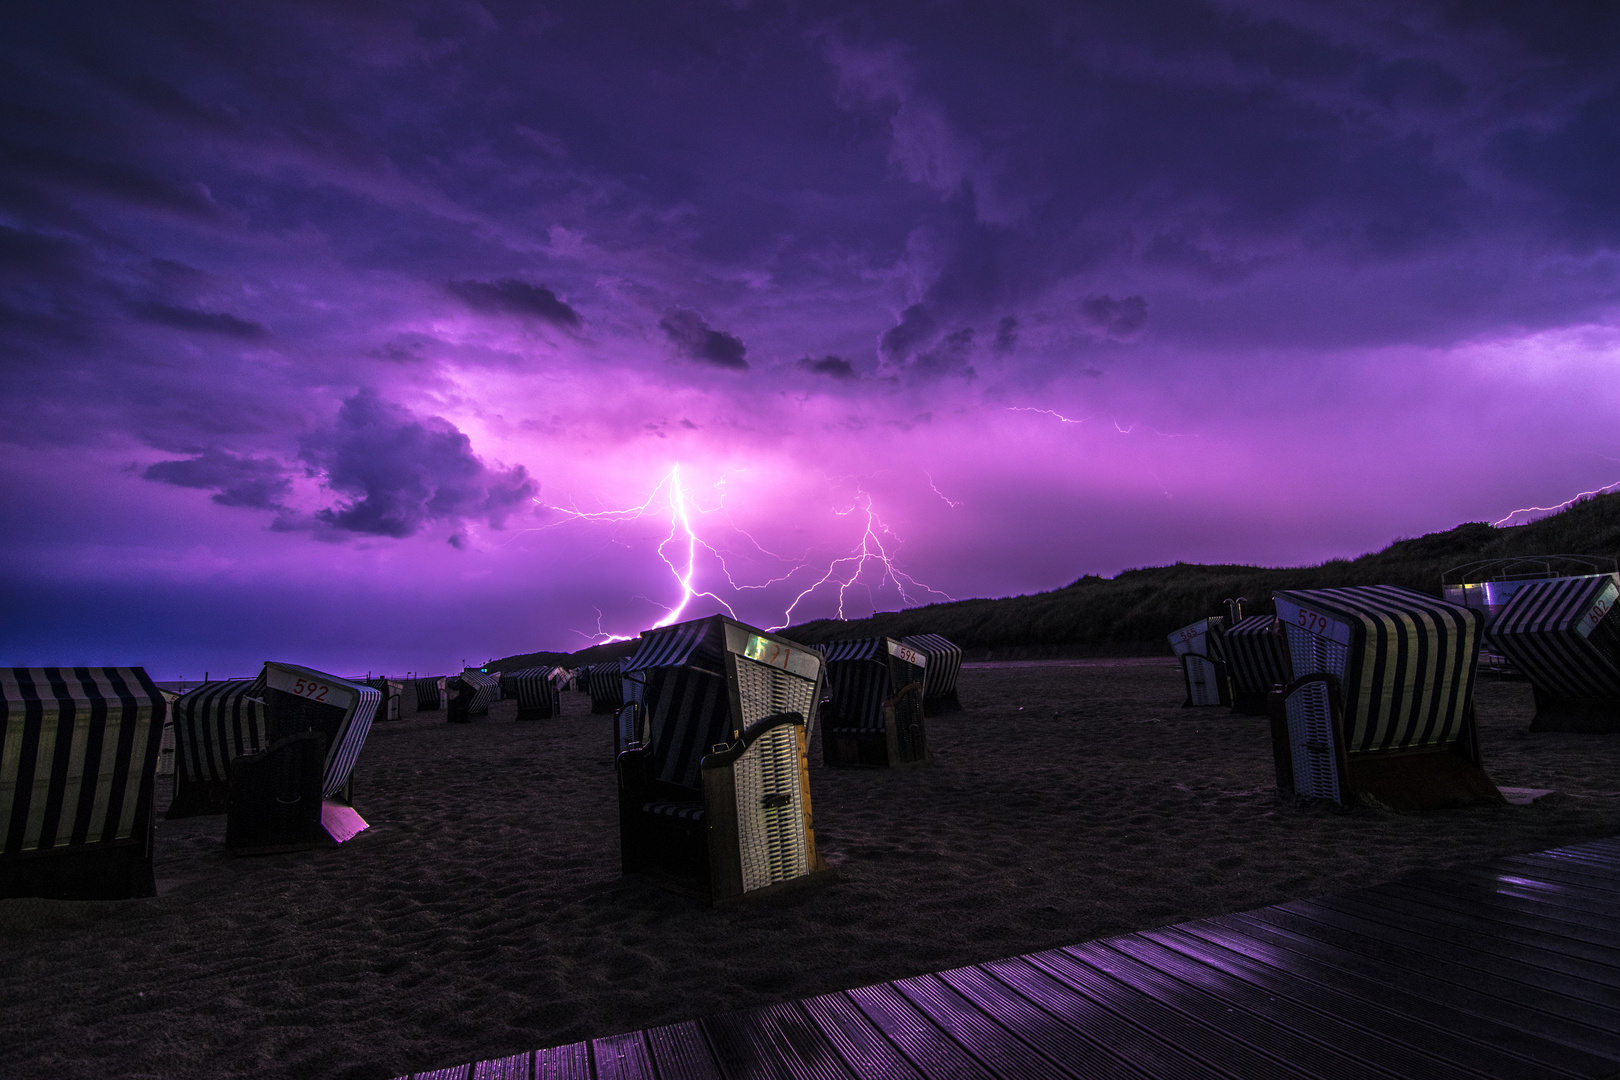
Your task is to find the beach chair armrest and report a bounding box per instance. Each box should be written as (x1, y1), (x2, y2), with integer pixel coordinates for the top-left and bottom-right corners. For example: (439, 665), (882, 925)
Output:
(700, 711), (804, 768)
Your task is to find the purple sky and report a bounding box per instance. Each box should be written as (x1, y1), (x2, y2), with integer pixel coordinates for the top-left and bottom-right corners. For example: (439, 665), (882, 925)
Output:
(4, 1), (1619, 679)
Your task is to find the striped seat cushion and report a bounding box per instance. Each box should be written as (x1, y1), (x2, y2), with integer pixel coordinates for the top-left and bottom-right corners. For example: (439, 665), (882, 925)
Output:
(642, 800), (706, 822)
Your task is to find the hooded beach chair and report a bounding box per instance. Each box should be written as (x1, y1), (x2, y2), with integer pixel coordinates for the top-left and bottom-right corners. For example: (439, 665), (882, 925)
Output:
(365, 678), (402, 721)
(1269, 586), (1500, 811)
(1168, 616), (1231, 707)
(414, 676), (445, 711)
(508, 666), (563, 720)
(819, 637), (929, 767)
(1489, 573), (1620, 732)
(1222, 614), (1291, 715)
(0, 667), (168, 900)
(224, 662), (379, 854)
(168, 678), (265, 818)
(588, 659), (630, 715)
(447, 669), (498, 722)
(615, 615), (830, 903)
(899, 633), (964, 715)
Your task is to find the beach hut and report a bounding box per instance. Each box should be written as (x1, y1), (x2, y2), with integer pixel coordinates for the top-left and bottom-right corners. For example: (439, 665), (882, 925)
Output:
(587, 659), (628, 715)
(616, 615), (830, 903)
(819, 637), (929, 767)
(1222, 614), (1291, 715)
(364, 678), (402, 721)
(0, 667), (169, 900)
(413, 676), (445, 711)
(447, 669), (498, 722)
(900, 633), (964, 715)
(225, 662), (379, 854)
(168, 678), (265, 818)
(1168, 616), (1230, 707)
(507, 666), (563, 720)
(1489, 573), (1620, 733)
(1269, 585), (1500, 812)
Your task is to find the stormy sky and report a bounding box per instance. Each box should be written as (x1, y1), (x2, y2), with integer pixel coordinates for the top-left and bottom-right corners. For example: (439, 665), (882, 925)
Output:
(4, 1), (1618, 677)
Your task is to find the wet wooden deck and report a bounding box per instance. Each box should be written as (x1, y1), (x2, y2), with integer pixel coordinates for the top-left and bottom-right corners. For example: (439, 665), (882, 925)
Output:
(399, 836), (1620, 1079)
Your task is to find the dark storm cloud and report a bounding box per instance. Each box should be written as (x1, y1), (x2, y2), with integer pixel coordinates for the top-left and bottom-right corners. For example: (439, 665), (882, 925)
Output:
(299, 389), (535, 539)
(993, 316), (1018, 353)
(659, 308), (749, 370)
(131, 301), (268, 339)
(1080, 296), (1148, 341)
(913, 327), (976, 378)
(799, 355), (857, 380)
(445, 279), (582, 329)
(144, 448), (292, 510)
(878, 304), (938, 362)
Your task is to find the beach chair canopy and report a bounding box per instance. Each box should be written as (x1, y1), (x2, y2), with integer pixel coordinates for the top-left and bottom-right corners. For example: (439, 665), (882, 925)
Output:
(454, 669), (499, 716)
(899, 633), (962, 705)
(260, 662), (380, 798)
(1167, 616), (1225, 661)
(506, 666), (562, 718)
(1223, 614), (1291, 699)
(1272, 586), (1483, 754)
(1, 667), (168, 899)
(1490, 573), (1620, 702)
(169, 677), (265, 817)
(413, 676), (444, 710)
(587, 659), (629, 714)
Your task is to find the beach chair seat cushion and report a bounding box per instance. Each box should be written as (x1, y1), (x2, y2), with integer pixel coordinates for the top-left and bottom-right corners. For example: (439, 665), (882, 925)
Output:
(642, 800), (706, 823)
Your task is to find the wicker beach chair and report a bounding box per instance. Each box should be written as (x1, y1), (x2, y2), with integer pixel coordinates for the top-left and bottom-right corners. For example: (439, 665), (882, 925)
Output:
(224, 662), (379, 854)
(1489, 573), (1620, 732)
(0, 667), (169, 900)
(1222, 614), (1291, 715)
(818, 637), (929, 767)
(414, 676), (445, 711)
(446, 669), (498, 722)
(508, 666), (563, 720)
(168, 677), (265, 818)
(1269, 586), (1501, 811)
(1168, 616), (1231, 707)
(899, 633), (964, 716)
(365, 678), (402, 721)
(616, 615), (830, 903)
(588, 659), (630, 715)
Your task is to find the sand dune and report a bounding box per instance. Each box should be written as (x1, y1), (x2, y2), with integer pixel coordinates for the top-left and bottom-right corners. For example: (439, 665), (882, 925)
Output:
(2, 659), (1616, 1080)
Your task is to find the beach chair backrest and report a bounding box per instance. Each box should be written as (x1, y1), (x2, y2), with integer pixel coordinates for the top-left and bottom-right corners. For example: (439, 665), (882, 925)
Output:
(1273, 585), (1482, 754)
(0, 667), (167, 855)
(1490, 573), (1620, 700)
(1223, 615), (1291, 697)
(1168, 617), (1226, 662)
(260, 663), (379, 798)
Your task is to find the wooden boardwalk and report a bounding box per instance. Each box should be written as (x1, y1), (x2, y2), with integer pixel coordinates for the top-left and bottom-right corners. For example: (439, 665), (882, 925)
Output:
(400, 836), (1620, 1079)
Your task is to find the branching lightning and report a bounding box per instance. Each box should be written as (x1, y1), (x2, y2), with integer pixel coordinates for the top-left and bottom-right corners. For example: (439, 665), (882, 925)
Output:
(927, 472), (962, 508)
(1008, 406), (1090, 424)
(1494, 479), (1620, 527)
(539, 464), (952, 641)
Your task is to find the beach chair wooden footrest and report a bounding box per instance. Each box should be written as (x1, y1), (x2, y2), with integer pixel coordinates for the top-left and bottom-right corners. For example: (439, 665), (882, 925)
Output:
(226, 732), (326, 855)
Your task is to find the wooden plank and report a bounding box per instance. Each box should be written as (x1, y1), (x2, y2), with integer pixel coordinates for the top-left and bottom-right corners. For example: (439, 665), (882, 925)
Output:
(1255, 900), (1620, 1008)
(1493, 853), (1620, 889)
(592, 1031), (656, 1080)
(644, 1021), (724, 1080)
(757, 1001), (860, 1080)
(847, 982), (1002, 1080)
(1381, 879), (1620, 947)
(411, 1069), (472, 1080)
(1432, 865), (1620, 921)
(1134, 927), (1566, 1080)
(1205, 911), (1620, 1062)
(534, 1040), (591, 1080)
(1313, 892), (1620, 976)
(891, 972), (1092, 1080)
(798, 992), (925, 1080)
(473, 1054), (533, 1080)
(702, 1008), (797, 1080)
(935, 963), (1156, 1080)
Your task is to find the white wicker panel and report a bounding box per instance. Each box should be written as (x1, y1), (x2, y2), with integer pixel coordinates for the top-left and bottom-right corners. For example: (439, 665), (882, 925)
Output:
(734, 657), (818, 733)
(1186, 656), (1222, 706)
(1284, 624), (1348, 683)
(1285, 680), (1342, 803)
(733, 725), (809, 892)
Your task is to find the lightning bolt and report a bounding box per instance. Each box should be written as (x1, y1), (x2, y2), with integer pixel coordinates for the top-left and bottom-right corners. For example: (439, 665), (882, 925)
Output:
(540, 465), (952, 640)
(1009, 406), (1090, 424)
(927, 472), (962, 508)
(1494, 479), (1620, 527)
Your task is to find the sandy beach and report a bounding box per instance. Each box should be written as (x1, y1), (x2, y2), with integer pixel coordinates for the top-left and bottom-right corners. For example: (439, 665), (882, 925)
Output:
(2, 659), (1617, 1080)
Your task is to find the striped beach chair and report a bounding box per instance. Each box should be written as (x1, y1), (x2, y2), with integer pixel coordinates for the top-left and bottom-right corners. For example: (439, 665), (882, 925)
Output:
(900, 633), (963, 715)
(616, 616), (830, 903)
(588, 659), (629, 715)
(1490, 573), (1620, 732)
(1, 667), (168, 900)
(225, 662), (379, 854)
(508, 666), (562, 720)
(819, 637), (929, 767)
(168, 677), (265, 818)
(414, 676), (445, 711)
(1222, 614), (1291, 715)
(447, 669), (498, 722)
(365, 679), (402, 722)
(1168, 616), (1231, 707)
(1270, 586), (1501, 811)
